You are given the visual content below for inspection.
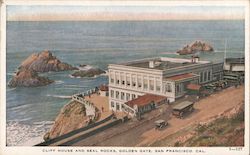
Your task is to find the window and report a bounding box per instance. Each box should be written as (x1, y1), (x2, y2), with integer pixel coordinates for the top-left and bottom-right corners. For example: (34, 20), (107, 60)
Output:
(116, 103), (120, 110)
(132, 75), (136, 87)
(115, 72), (119, 85)
(132, 94), (136, 99)
(165, 83), (172, 92)
(208, 71), (211, 81)
(111, 101), (114, 107)
(200, 72), (203, 83)
(138, 76), (142, 88)
(126, 74), (130, 86)
(111, 90), (114, 98)
(156, 81), (161, 92)
(176, 85), (180, 93)
(115, 91), (120, 99)
(204, 71), (207, 82)
(121, 73), (125, 85)
(110, 72), (114, 83)
(121, 92), (125, 100)
(143, 77), (148, 90)
(126, 93), (130, 101)
(149, 79), (154, 91)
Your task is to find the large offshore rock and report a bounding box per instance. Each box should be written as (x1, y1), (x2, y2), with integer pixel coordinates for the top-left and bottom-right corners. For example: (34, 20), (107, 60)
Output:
(71, 68), (105, 78)
(19, 50), (78, 72)
(8, 68), (54, 87)
(177, 41), (214, 55)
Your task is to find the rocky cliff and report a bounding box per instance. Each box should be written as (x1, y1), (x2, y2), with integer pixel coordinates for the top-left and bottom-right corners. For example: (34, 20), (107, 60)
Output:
(44, 100), (90, 140)
(71, 68), (105, 78)
(19, 50), (77, 72)
(177, 41), (214, 55)
(8, 68), (54, 87)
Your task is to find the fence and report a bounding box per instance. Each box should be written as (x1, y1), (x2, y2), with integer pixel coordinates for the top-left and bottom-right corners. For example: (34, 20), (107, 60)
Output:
(35, 114), (114, 146)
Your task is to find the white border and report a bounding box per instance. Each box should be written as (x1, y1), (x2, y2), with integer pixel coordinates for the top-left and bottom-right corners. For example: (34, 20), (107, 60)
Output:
(0, 1), (249, 155)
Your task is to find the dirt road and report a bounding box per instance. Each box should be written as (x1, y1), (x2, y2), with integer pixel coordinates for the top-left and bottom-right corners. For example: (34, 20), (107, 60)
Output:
(73, 86), (244, 146)
(137, 86), (244, 146)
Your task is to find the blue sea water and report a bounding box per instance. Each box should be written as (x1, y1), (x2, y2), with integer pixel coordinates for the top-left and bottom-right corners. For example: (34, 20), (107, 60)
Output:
(6, 20), (244, 145)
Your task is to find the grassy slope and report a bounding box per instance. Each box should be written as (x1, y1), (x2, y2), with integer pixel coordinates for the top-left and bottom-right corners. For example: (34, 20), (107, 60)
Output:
(151, 107), (244, 147)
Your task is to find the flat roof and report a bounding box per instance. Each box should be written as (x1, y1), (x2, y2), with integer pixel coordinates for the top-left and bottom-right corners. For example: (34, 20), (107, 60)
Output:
(173, 101), (194, 110)
(165, 73), (198, 81)
(116, 57), (211, 71)
(225, 58), (244, 64)
(125, 94), (167, 108)
(125, 60), (195, 70)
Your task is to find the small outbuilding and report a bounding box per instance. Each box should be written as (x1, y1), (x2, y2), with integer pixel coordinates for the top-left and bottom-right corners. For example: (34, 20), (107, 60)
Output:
(99, 85), (109, 97)
(125, 94), (168, 115)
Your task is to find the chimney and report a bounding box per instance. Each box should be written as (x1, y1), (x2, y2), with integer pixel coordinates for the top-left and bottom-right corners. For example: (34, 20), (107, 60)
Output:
(149, 60), (155, 68)
(194, 56), (200, 63)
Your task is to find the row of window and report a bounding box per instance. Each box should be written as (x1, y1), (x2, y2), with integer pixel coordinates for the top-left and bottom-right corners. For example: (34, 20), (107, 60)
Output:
(165, 83), (172, 93)
(110, 72), (161, 92)
(199, 70), (212, 83)
(111, 101), (122, 110)
(110, 89), (138, 101)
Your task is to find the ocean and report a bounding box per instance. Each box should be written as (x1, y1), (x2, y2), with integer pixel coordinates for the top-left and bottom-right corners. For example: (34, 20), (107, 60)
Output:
(6, 20), (244, 146)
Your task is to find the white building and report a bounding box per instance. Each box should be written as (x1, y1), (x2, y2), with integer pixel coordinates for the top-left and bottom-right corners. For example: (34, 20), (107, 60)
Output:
(108, 57), (223, 116)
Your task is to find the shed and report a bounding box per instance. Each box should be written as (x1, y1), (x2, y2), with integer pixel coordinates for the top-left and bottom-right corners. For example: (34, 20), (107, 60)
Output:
(99, 85), (109, 97)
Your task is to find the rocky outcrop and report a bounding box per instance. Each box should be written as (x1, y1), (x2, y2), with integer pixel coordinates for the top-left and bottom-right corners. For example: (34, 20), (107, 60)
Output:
(19, 50), (78, 72)
(71, 68), (105, 78)
(177, 41), (214, 55)
(44, 101), (90, 140)
(8, 68), (54, 87)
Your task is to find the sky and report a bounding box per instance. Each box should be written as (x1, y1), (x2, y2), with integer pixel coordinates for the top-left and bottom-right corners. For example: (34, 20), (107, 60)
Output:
(7, 5), (245, 21)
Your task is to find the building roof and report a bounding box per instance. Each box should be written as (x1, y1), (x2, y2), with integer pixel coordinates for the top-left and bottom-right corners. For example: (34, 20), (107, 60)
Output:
(173, 101), (194, 110)
(99, 85), (109, 91)
(125, 60), (195, 70)
(125, 94), (167, 108)
(225, 58), (244, 64)
(166, 73), (198, 81)
(187, 83), (201, 90)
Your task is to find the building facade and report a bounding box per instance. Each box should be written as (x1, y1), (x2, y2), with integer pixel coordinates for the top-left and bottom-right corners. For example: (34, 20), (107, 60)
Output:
(108, 57), (223, 115)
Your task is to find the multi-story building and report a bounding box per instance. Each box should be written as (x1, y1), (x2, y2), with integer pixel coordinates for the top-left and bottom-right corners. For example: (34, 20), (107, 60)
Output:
(108, 57), (223, 116)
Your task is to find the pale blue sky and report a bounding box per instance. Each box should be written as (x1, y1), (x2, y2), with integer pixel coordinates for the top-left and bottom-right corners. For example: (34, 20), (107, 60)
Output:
(7, 5), (245, 21)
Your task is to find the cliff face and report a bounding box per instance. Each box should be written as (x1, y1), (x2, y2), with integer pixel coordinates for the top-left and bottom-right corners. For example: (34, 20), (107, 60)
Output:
(19, 50), (77, 72)
(71, 68), (105, 78)
(44, 101), (89, 140)
(177, 41), (214, 55)
(8, 68), (54, 87)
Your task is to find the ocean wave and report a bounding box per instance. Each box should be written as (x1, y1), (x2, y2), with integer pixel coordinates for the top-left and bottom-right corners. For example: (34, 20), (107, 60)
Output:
(7, 88), (16, 92)
(6, 121), (53, 146)
(78, 65), (93, 71)
(46, 94), (72, 99)
(7, 103), (32, 111)
(64, 84), (88, 88)
(7, 72), (15, 76)
(55, 80), (64, 85)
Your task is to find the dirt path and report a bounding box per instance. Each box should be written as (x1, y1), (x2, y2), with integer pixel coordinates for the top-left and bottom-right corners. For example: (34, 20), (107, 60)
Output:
(137, 86), (244, 146)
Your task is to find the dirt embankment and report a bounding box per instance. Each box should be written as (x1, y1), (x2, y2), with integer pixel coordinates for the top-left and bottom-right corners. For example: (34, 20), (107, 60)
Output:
(171, 102), (244, 147)
(44, 101), (89, 141)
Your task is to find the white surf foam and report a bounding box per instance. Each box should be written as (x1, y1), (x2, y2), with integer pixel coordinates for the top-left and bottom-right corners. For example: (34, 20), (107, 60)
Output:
(55, 80), (64, 85)
(6, 121), (53, 146)
(46, 94), (72, 99)
(78, 65), (94, 71)
(7, 88), (16, 92)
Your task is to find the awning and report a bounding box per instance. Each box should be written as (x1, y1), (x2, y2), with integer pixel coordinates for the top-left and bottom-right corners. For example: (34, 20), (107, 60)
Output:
(165, 73), (199, 82)
(223, 76), (238, 80)
(173, 101), (194, 111)
(187, 83), (201, 90)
